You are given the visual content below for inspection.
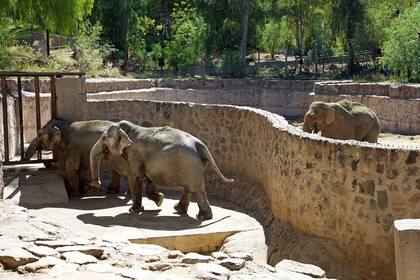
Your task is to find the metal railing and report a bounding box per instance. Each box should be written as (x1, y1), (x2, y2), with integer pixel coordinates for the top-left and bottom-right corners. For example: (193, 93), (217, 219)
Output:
(0, 71), (84, 166)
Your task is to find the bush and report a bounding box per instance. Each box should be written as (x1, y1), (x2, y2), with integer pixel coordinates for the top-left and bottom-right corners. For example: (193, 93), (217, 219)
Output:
(0, 19), (17, 69)
(381, 3), (420, 82)
(216, 51), (246, 78)
(71, 22), (116, 75)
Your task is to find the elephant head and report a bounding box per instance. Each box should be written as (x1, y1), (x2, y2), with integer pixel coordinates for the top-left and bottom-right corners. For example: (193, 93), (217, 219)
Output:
(303, 102), (336, 134)
(89, 125), (131, 189)
(24, 119), (67, 160)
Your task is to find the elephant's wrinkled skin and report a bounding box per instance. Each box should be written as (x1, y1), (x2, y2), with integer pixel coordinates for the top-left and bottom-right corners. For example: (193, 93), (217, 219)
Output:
(89, 120), (234, 220)
(303, 100), (381, 143)
(24, 119), (123, 196)
(25, 118), (163, 205)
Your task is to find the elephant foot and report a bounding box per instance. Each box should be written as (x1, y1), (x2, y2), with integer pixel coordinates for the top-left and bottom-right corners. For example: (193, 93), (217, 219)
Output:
(196, 211), (213, 221)
(128, 205), (144, 214)
(107, 188), (119, 194)
(69, 190), (81, 198)
(155, 192), (164, 207)
(174, 203), (188, 214)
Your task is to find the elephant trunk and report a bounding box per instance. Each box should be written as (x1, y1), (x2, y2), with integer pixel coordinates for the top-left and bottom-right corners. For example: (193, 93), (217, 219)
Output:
(89, 137), (104, 189)
(303, 113), (314, 133)
(24, 138), (40, 160)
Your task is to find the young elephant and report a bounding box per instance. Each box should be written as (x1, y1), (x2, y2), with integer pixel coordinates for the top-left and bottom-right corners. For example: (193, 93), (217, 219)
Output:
(89, 120), (234, 220)
(303, 100), (381, 143)
(24, 118), (122, 196)
(25, 118), (163, 206)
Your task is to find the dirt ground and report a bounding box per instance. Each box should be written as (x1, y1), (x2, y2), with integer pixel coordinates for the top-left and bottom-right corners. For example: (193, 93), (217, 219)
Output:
(289, 120), (420, 149)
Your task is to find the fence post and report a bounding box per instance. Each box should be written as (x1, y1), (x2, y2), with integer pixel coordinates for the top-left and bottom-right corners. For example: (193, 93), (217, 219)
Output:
(56, 77), (87, 122)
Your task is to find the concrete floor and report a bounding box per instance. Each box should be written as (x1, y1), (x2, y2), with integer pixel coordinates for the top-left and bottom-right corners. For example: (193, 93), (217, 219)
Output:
(27, 192), (262, 254)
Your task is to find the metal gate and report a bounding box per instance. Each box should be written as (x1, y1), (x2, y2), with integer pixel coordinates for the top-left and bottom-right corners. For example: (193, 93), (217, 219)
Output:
(0, 71), (84, 166)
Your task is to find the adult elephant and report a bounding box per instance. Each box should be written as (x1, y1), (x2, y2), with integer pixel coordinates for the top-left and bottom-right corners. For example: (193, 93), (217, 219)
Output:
(89, 120), (234, 220)
(25, 118), (163, 206)
(303, 100), (381, 143)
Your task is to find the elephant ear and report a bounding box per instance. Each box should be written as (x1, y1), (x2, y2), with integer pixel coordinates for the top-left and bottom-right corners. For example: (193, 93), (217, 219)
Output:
(325, 107), (335, 125)
(52, 126), (62, 144)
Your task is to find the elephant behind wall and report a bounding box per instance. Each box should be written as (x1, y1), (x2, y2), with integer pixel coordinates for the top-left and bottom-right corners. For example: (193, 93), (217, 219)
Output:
(302, 99), (380, 143)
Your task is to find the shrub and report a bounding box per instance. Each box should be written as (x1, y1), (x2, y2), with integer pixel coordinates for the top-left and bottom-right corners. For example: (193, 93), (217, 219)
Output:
(216, 51), (246, 78)
(381, 3), (420, 82)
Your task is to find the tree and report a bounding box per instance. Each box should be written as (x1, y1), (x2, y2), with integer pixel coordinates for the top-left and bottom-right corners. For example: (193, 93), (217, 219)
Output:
(381, 3), (420, 82)
(308, 20), (333, 75)
(164, 2), (207, 72)
(261, 18), (295, 59)
(1, 0), (95, 55)
(330, 0), (366, 75)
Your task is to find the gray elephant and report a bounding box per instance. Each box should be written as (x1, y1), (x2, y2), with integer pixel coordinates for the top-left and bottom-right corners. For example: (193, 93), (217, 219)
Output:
(303, 100), (381, 143)
(89, 120), (234, 220)
(25, 118), (163, 206)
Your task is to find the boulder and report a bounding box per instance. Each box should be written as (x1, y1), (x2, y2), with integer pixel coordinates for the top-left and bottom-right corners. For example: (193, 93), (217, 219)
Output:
(0, 247), (38, 269)
(182, 253), (213, 264)
(275, 259), (326, 278)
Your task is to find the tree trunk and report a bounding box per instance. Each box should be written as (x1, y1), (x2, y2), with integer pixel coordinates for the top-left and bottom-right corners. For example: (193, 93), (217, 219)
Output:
(124, 37), (129, 71)
(46, 29), (50, 57)
(285, 52), (288, 77)
(239, 0), (250, 60)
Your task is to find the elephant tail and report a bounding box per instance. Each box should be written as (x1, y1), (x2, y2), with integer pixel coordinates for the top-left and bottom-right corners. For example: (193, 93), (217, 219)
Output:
(197, 143), (234, 183)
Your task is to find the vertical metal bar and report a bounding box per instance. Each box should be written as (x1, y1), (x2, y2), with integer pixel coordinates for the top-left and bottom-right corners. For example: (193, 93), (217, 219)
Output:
(17, 78), (25, 160)
(50, 76), (57, 118)
(50, 76), (57, 163)
(1, 77), (9, 163)
(34, 76), (42, 160)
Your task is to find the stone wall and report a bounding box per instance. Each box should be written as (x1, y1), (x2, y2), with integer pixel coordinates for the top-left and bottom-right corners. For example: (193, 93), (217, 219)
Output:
(86, 78), (315, 117)
(85, 78), (420, 134)
(82, 97), (420, 280)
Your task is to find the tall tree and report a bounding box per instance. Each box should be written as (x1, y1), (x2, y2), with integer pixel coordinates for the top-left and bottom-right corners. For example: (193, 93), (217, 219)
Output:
(331, 0), (366, 75)
(1, 0), (95, 55)
(239, 0), (250, 59)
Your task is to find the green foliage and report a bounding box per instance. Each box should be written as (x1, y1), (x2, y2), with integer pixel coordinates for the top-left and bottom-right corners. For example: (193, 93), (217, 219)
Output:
(0, 18), (16, 69)
(164, 2), (207, 68)
(381, 3), (420, 82)
(216, 51), (246, 78)
(128, 15), (155, 66)
(72, 21), (115, 75)
(307, 21), (333, 63)
(261, 18), (295, 59)
(1, 0), (94, 35)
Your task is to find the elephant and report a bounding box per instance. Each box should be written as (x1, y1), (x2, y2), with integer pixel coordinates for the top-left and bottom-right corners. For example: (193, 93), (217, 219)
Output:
(89, 120), (234, 220)
(303, 100), (381, 143)
(25, 118), (164, 206)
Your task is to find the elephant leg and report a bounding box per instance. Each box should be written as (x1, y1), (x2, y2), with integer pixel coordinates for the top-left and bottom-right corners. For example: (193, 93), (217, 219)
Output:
(195, 190), (213, 220)
(108, 170), (121, 194)
(174, 188), (191, 214)
(65, 161), (80, 197)
(145, 178), (164, 207)
(128, 176), (143, 213)
(364, 130), (379, 143)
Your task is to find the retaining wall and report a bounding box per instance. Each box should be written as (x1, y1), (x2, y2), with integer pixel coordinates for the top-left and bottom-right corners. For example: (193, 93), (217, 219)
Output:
(81, 95), (419, 280)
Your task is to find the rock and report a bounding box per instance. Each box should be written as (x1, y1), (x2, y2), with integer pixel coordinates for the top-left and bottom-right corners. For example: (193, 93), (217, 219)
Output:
(25, 245), (60, 258)
(230, 252), (253, 261)
(218, 258), (245, 270)
(35, 240), (74, 248)
(275, 259), (326, 278)
(182, 252), (213, 264)
(65, 236), (96, 246)
(148, 262), (172, 271)
(61, 251), (98, 265)
(82, 263), (115, 274)
(0, 247), (39, 269)
(168, 250), (184, 259)
(276, 269), (316, 280)
(56, 245), (104, 258)
(229, 273), (281, 280)
(17, 256), (64, 273)
(120, 244), (168, 256)
(3, 173), (68, 207)
(144, 255), (161, 263)
(46, 263), (79, 276)
(117, 267), (155, 279)
(211, 252), (229, 260)
(220, 229), (267, 263)
(194, 263), (230, 280)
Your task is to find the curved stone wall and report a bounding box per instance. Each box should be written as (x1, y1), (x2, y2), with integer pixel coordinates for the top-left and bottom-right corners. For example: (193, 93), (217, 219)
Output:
(84, 98), (420, 280)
